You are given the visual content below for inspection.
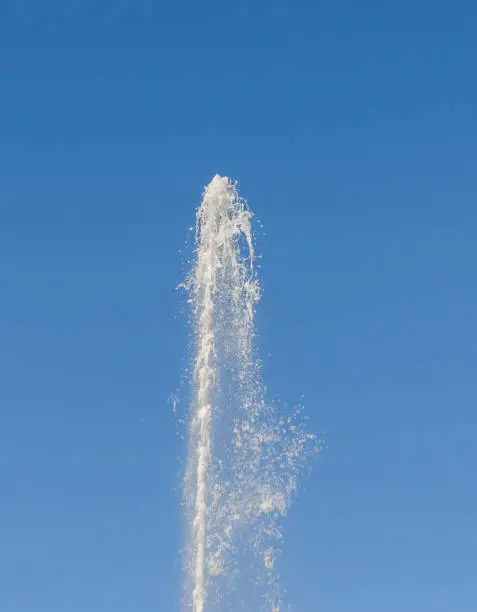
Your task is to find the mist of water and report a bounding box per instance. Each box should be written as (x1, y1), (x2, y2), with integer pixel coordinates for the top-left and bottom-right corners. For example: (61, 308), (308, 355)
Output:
(183, 175), (317, 611)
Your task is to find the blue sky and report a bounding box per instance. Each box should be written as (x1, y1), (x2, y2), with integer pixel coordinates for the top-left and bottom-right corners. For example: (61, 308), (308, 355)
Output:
(1, 1), (476, 610)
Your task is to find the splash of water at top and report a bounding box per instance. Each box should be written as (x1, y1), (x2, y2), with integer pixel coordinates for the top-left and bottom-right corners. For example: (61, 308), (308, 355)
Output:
(183, 175), (318, 611)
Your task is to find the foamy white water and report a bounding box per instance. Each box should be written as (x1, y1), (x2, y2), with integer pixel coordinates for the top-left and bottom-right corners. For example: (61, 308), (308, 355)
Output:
(183, 176), (317, 611)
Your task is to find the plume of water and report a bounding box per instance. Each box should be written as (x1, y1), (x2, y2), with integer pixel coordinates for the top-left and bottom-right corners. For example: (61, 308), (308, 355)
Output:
(183, 175), (318, 611)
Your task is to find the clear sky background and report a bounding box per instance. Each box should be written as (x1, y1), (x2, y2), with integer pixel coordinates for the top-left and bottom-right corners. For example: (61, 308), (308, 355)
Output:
(1, 1), (476, 611)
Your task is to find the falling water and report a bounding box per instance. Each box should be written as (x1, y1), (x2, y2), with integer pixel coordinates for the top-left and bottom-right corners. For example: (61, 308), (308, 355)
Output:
(183, 175), (317, 611)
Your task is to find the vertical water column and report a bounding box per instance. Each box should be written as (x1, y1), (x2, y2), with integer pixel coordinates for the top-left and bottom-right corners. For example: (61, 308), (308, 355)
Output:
(183, 175), (317, 612)
(186, 175), (255, 612)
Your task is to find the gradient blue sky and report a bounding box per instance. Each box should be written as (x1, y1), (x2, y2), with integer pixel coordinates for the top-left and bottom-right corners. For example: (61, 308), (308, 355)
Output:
(1, 1), (476, 611)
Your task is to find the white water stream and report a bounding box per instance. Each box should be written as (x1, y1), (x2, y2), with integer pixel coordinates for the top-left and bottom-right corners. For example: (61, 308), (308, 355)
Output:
(183, 176), (317, 611)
